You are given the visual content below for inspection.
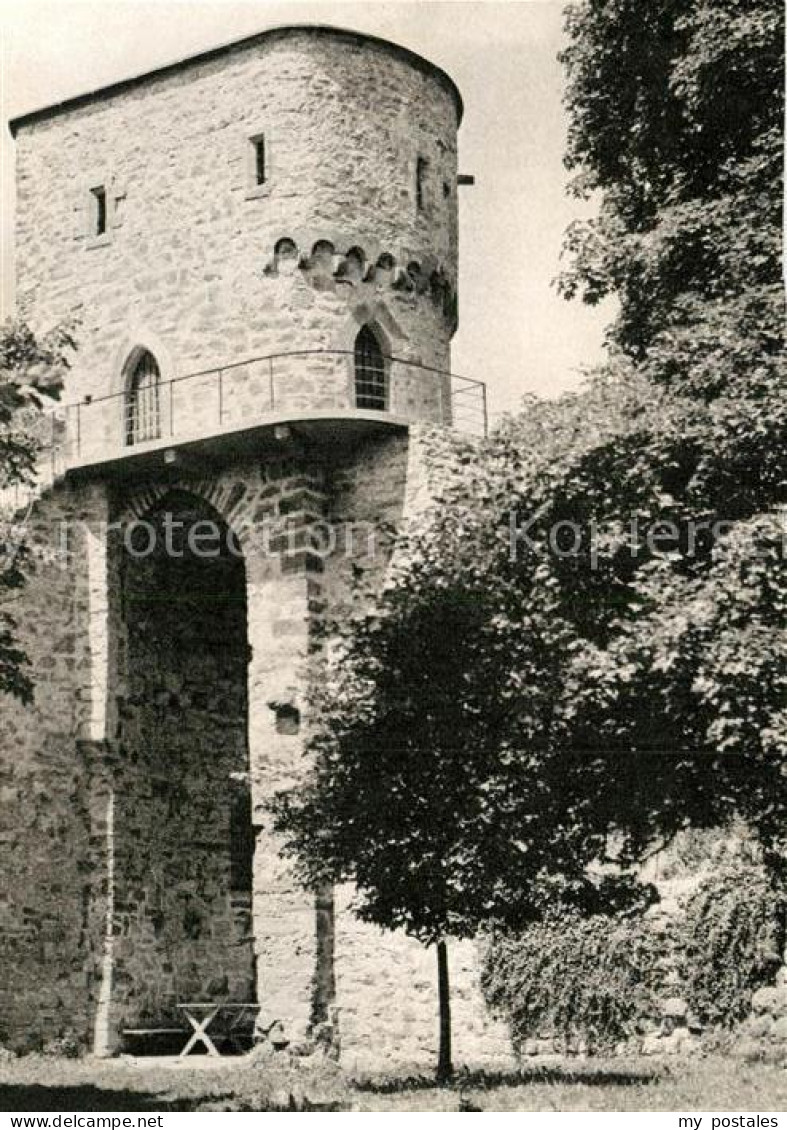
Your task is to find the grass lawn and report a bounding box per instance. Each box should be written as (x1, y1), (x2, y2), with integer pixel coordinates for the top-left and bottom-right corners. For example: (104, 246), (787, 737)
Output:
(0, 1055), (785, 1112)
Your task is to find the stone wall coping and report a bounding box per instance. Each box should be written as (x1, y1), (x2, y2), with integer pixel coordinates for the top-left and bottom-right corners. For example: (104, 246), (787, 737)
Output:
(8, 23), (463, 138)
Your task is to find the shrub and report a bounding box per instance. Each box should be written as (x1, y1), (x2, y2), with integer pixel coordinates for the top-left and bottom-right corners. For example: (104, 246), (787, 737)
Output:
(656, 828), (728, 881)
(676, 861), (786, 1028)
(41, 1029), (83, 1058)
(481, 912), (667, 1053)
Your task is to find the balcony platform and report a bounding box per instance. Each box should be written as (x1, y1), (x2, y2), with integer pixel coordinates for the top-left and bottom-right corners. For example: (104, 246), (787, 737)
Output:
(65, 407), (410, 482)
(23, 350), (486, 502)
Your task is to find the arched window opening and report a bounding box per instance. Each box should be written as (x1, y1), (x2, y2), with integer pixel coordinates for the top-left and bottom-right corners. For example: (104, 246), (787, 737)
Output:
(126, 350), (161, 445)
(354, 325), (387, 411)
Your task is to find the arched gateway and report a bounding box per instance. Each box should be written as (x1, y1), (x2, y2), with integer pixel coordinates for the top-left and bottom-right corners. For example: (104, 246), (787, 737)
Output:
(111, 492), (254, 1036)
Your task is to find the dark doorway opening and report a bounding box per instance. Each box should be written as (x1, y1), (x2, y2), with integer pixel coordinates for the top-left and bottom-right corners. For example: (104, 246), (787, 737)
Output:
(115, 490), (255, 1044)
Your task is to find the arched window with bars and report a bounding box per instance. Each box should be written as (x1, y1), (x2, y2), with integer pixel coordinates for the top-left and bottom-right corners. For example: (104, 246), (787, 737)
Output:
(354, 325), (388, 411)
(125, 350), (161, 445)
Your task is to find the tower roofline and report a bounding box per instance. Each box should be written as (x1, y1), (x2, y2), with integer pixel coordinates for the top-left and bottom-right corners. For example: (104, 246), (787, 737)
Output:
(8, 22), (463, 137)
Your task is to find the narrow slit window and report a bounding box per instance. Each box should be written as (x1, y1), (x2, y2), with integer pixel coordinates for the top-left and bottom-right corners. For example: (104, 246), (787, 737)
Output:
(416, 157), (428, 212)
(229, 781), (254, 895)
(252, 136), (266, 186)
(91, 186), (107, 236)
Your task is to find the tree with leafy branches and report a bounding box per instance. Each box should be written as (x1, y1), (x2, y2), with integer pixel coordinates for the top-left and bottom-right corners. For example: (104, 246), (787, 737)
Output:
(0, 319), (71, 701)
(268, 384), (697, 1078)
(556, 0), (786, 860)
(271, 0), (785, 1074)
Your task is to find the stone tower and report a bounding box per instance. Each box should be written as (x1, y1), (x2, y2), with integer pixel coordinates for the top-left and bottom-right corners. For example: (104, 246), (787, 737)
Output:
(2, 26), (502, 1066)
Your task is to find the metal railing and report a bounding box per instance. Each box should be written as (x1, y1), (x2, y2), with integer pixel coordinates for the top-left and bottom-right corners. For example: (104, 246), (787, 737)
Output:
(17, 350), (487, 496)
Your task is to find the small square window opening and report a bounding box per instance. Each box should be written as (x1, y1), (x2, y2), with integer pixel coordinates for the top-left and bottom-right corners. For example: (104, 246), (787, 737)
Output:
(273, 702), (300, 735)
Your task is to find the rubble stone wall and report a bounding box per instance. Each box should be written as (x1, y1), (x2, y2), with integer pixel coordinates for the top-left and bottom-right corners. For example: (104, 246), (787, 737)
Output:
(0, 430), (516, 1065)
(0, 484), (110, 1051)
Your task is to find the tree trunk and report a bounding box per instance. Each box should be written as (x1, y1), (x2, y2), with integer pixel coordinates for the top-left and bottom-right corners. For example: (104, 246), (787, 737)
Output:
(436, 939), (453, 1082)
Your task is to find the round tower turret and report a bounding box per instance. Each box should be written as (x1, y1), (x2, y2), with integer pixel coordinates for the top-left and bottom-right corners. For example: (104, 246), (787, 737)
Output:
(12, 26), (474, 473)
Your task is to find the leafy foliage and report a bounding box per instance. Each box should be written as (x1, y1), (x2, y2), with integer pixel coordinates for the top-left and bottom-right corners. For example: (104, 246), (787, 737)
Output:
(677, 859), (786, 1027)
(270, 401), (680, 947)
(552, 0), (787, 857)
(41, 1030), (84, 1059)
(0, 319), (72, 702)
(274, 0), (784, 1071)
(272, 365), (784, 1060)
(482, 913), (666, 1052)
(560, 0), (784, 399)
(482, 855), (786, 1047)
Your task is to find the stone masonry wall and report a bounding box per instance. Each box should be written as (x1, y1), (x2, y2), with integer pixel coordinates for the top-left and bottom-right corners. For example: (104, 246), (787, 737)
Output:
(104, 434), (413, 1050)
(335, 895), (513, 1071)
(0, 483), (110, 1051)
(0, 427), (513, 1065)
(108, 446), (327, 1048)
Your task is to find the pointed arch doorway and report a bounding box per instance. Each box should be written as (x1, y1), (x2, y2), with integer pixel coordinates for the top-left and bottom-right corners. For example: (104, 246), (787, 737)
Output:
(113, 489), (256, 1041)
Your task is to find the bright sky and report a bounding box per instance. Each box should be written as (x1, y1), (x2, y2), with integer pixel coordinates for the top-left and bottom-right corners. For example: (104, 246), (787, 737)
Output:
(0, 0), (612, 417)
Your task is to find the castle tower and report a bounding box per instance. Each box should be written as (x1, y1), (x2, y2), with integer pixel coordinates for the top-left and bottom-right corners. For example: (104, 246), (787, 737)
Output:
(3, 26), (499, 1065)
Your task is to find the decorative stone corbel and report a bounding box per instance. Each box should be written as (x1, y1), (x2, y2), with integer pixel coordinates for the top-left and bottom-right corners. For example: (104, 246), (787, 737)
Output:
(392, 267), (414, 292)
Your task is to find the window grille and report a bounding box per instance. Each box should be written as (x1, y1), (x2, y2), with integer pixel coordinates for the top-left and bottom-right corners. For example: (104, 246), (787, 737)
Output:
(126, 350), (161, 445)
(354, 326), (387, 411)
